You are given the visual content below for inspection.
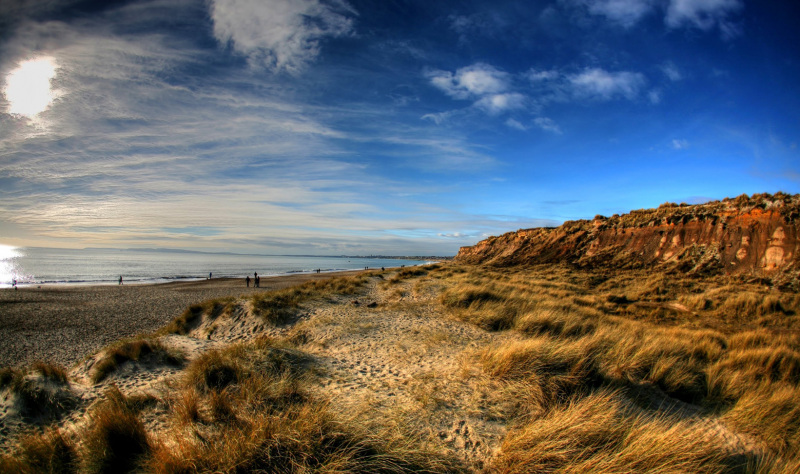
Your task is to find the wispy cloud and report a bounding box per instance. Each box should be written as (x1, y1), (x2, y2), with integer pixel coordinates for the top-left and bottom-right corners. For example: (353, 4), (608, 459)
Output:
(425, 63), (529, 117)
(566, 0), (658, 28)
(665, 0), (743, 38)
(0, 1), (515, 255)
(209, 0), (356, 73)
(672, 138), (690, 149)
(505, 118), (527, 131)
(427, 63), (511, 100)
(565, 0), (743, 38)
(569, 68), (646, 101)
(426, 64), (648, 129)
(534, 117), (563, 134)
(660, 61), (683, 81)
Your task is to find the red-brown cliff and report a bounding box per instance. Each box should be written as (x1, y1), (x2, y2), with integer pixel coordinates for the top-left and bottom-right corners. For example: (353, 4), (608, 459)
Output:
(455, 193), (800, 278)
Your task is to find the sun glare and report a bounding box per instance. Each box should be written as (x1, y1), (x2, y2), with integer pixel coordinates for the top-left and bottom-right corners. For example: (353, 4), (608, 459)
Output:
(0, 244), (23, 286)
(4, 57), (58, 118)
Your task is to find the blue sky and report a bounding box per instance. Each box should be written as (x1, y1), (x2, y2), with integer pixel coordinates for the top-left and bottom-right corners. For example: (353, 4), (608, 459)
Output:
(0, 0), (798, 255)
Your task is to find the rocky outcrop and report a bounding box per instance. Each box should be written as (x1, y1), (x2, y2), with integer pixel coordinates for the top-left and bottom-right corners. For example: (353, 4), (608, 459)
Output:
(455, 193), (800, 278)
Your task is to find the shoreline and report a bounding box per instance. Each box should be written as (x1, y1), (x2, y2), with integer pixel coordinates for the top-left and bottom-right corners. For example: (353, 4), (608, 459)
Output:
(1, 262), (435, 289)
(0, 270), (369, 369)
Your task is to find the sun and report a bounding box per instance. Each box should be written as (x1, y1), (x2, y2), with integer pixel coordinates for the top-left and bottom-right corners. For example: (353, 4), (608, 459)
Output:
(4, 57), (58, 118)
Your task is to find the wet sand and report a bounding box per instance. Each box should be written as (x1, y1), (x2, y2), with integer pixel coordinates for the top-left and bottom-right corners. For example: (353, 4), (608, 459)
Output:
(0, 271), (364, 369)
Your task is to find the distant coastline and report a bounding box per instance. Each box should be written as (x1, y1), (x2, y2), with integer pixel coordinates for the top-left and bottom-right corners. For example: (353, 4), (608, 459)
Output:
(1, 248), (438, 288)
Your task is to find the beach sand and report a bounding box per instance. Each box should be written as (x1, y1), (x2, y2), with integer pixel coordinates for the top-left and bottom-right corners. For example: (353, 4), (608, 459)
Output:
(0, 271), (363, 369)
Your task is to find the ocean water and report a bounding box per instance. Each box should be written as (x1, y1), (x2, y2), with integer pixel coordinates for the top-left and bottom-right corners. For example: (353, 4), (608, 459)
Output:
(0, 247), (433, 287)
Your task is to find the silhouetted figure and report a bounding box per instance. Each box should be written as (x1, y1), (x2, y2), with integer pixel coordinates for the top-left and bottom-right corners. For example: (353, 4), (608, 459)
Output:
(12, 279), (17, 290)
(246, 275), (251, 287)
(209, 272), (212, 280)
(119, 276), (123, 285)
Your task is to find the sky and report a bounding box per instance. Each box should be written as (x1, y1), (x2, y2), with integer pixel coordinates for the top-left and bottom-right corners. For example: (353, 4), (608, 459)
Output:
(0, 0), (798, 256)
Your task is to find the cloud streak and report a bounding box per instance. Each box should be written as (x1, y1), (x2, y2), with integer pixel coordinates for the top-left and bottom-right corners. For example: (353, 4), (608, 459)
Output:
(565, 0), (743, 37)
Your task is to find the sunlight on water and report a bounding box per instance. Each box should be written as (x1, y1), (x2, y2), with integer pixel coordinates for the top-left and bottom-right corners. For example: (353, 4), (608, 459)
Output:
(0, 244), (24, 287)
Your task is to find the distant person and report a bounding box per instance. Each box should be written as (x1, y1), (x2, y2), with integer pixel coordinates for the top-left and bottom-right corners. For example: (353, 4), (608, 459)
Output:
(256, 275), (260, 288)
(246, 275), (251, 287)
(209, 272), (212, 280)
(118, 276), (123, 285)
(12, 279), (17, 290)
(381, 267), (385, 271)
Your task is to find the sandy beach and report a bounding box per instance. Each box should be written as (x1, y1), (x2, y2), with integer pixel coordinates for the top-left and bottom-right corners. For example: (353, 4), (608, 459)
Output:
(0, 271), (363, 369)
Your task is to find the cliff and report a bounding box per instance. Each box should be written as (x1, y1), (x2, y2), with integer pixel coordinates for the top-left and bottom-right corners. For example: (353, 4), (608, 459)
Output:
(455, 193), (800, 278)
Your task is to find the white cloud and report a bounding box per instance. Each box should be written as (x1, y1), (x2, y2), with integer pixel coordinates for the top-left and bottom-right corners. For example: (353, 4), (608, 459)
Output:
(427, 63), (526, 117)
(527, 69), (559, 82)
(569, 68), (646, 100)
(665, 0), (743, 35)
(672, 138), (690, 149)
(427, 63), (511, 100)
(475, 93), (526, 115)
(209, 0), (355, 73)
(534, 117), (563, 134)
(566, 0), (743, 37)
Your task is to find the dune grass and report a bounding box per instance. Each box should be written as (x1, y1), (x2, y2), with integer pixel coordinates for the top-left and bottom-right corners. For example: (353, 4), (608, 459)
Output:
(152, 336), (461, 473)
(3, 266), (798, 472)
(492, 389), (744, 473)
(0, 362), (76, 422)
(90, 338), (186, 384)
(0, 428), (78, 474)
(433, 264), (800, 470)
(160, 273), (373, 336)
(2, 333), (460, 473)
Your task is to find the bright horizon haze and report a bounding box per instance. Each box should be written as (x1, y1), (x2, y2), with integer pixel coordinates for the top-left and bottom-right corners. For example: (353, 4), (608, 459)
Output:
(1, 0), (798, 256)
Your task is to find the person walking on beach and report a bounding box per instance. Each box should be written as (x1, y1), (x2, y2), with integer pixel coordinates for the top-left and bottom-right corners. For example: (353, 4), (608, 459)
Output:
(246, 275), (251, 287)
(118, 275), (123, 285)
(254, 272), (259, 288)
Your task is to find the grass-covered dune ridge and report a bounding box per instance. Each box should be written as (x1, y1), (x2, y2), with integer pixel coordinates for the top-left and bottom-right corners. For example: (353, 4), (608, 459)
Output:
(1, 264), (799, 472)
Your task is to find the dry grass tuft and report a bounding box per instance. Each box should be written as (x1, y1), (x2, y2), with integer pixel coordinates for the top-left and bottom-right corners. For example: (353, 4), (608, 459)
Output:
(0, 362), (76, 421)
(150, 336), (460, 473)
(0, 428), (78, 473)
(492, 389), (744, 473)
(81, 386), (153, 473)
(91, 338), (185, 384)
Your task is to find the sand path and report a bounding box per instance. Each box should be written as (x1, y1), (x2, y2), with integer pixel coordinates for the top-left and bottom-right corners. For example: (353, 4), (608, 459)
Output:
(293, 276), (523, 468)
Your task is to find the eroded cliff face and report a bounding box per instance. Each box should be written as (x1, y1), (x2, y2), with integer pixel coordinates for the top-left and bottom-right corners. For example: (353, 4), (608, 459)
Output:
(455, 193), (800, 278)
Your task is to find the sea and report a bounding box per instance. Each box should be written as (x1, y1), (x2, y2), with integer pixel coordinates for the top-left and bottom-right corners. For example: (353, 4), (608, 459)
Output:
(0, 247), (435, 288)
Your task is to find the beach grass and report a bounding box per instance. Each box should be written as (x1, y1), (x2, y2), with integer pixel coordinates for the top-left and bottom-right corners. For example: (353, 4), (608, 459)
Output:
(2, 265), (799, 471)
(432, 264), (800, 469)
(90, 339), (186, 384)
